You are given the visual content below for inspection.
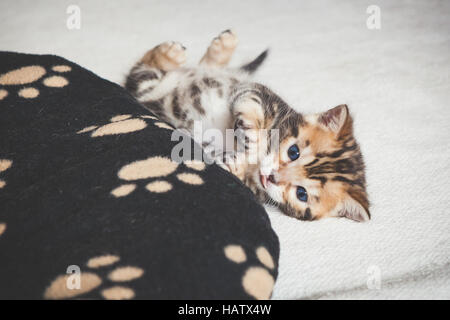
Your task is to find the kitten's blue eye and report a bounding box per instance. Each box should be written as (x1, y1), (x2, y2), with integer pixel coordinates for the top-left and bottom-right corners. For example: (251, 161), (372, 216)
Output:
(296, 186), (308, 202)
(287, 144), (300, 161)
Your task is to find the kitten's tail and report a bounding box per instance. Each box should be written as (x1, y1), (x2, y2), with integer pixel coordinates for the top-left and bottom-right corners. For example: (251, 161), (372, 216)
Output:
(240, 49), (269, 74)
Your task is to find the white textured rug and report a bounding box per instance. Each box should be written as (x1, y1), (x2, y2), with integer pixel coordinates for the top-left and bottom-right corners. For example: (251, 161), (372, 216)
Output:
(1, 0), (449, 299)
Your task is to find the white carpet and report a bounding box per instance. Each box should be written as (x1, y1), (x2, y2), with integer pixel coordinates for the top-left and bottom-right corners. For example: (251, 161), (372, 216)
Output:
(1, 0), (449, 299)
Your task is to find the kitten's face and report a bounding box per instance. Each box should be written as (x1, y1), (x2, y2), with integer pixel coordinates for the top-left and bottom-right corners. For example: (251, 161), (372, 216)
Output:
(256, 105), (370, 222)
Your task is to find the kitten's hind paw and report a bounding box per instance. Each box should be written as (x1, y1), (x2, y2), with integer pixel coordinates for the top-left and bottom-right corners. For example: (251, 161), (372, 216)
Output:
(200, 29), (238, 67)
(212, 30), (239, 52)
(141, 41), (187, 71)
(158, 41), (187, 65)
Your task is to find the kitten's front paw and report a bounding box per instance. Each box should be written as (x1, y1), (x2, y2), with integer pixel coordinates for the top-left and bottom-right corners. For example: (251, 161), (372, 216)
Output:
(232, 94), (265, 158)
(234, 116), (261, 156)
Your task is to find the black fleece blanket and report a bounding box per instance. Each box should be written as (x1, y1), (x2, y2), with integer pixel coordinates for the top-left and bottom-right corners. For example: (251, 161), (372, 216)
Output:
(0, 52), (279, 299)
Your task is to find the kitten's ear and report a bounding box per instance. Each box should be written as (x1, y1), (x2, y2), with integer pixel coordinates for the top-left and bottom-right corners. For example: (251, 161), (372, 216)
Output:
(318, 104), (352, 137)
(338, 194), (370, 222)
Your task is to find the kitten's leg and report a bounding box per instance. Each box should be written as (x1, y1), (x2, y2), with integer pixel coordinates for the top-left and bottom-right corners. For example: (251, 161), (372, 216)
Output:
(126, 41), (186, 96)
(125, 41), (186, 121)
(199, 30), (238, 67)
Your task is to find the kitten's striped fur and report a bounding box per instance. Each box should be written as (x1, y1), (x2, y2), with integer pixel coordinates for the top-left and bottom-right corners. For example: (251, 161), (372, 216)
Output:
(125, 30), (369, 222)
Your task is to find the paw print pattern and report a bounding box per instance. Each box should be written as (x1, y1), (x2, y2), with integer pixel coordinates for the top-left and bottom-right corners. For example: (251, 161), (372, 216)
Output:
(110, 157), (205, 197)
(224, 244), (275, 300)
(0, 223), (6, 237)
(77, 114), (173, 137)
(0, 159), (12, 189)
(0, 65), (71, 100)
(0, 159), (13, 238)
(44, 254), (144, 300)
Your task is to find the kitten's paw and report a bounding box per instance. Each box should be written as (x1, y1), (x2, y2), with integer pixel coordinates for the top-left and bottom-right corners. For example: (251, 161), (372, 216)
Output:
(211, 30), (238, 52)
(234, 116), (261, 155)
(157, 41), (187, 65)
(141, 41), (186, 71)
(201, 29), (238, 67)
(232, 94), (265, 156)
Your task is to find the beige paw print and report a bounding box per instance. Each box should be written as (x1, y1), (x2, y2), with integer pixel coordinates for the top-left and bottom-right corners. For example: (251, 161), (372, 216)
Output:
(44, 254), (144, 300)
(0, 222), (6, 237)
(111, 156), (205, 197)
(0, 159), (12, 189)
(224, 244), (275, 300)
(0, 65), (71, 100)
(77, 114), (173, 137)
(0, 159), (12, 238)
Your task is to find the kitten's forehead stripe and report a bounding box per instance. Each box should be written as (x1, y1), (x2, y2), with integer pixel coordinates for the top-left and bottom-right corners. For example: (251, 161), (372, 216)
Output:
(309, 175), (327, 186)
(333, 175), (365, 188)
(316, 141), (357, 158)
(305, 158), (319, 167)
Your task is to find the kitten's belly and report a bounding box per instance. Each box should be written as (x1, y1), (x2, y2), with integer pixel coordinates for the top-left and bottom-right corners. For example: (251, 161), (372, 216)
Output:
(190, 91), (234, 153)
(199, 109), (234, 153)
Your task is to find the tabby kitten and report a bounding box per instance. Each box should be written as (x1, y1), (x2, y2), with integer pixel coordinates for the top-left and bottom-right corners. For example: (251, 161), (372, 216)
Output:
(125, 30), (369, 222)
